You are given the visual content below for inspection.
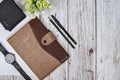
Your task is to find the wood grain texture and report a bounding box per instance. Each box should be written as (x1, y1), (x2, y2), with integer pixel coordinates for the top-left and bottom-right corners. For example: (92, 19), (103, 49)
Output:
(2, 0), (120, 80)
(97, 0), (120, 80)
(67, 0), (96, 80)
(0, 0), (96, 80)
(41, 0), (68, 80)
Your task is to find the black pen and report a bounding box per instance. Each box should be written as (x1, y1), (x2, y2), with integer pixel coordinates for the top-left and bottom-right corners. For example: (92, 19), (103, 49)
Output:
(51, 15), (77, 45)
(48, 17), (75, 49)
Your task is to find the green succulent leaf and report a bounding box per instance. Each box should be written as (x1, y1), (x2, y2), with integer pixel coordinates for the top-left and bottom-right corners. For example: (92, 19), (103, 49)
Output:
(26, 0), (33, 4)
(42, 0), (50, 8)
(25, 0), (51, 15)
(36, 1), (42, 10)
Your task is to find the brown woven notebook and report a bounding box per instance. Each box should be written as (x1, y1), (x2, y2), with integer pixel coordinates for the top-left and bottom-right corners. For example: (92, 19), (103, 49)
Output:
(8, 18), (69, 79)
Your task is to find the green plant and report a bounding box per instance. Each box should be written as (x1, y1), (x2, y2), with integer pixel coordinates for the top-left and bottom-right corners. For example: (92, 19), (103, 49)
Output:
(25, 0), (51, 14)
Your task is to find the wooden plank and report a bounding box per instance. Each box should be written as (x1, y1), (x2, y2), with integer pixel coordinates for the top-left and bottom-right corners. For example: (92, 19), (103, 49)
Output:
(97, 0), (120, 80)
(41, 0), (68, 80)
(68, 0), (96, 80)
(0, 75), (25, 80)
(0, 75), (37, 80)
(0, 76), (14, 80)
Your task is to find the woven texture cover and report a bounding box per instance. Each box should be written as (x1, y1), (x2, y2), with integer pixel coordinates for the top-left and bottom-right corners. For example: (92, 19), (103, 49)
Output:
(8, 18), (69, 79)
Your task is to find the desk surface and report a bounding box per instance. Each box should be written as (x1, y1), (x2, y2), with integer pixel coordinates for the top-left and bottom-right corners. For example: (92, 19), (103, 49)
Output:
(1, 0), (120, 80)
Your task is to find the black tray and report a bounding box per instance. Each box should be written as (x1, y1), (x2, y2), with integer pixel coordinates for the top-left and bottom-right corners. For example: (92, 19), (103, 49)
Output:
(0, 0), (26, 31)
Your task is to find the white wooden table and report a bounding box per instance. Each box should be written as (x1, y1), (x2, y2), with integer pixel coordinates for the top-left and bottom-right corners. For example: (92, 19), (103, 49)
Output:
(0, 0), (120, 80)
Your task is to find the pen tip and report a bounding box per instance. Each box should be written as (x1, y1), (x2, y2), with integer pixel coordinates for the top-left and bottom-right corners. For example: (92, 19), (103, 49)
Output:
(51, 15), (54, 18)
